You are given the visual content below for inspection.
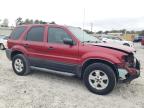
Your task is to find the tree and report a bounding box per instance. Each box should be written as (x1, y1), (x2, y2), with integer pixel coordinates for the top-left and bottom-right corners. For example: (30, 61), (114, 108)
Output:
(84, 29), (93, 34)
(39, 20), (47, 24)
(130, 30), (135, 34)
(23, 19), (34, 24)
(139, 30), (144, 36)
(2, 18), (9, 27)
(24, 19), (34, 24)
(39, 20), (43, 24)
(15, 18), (53, 25)
(24, 19), (30, 24)
(97, 31), (103, 34)
(120, 29), (126, 34)
(104, 31), (109, 34)
(29, 19), (33, 24)
(41, 21), (47, 24)
(34, 20), (40, 24)
(16, 17), (23, 26)
(49, 21), (56, 24)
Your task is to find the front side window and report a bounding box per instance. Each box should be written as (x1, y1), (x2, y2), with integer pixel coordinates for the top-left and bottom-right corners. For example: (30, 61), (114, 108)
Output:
(26, 27), (44, 42)
(11, 27), (25, 40)
(48, 27), (72, 44)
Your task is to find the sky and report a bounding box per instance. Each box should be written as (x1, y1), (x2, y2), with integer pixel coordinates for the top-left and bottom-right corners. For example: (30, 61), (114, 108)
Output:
(0, 0), (144, 31)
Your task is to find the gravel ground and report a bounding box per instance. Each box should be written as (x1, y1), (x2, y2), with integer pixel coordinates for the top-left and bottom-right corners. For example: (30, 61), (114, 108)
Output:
(0, 43), (144, 108)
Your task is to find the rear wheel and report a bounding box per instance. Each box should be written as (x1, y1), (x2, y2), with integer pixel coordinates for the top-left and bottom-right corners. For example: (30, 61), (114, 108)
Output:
(83, 63), (116, 95)
(12, 54), (30, 75)
(0, 44), (5, 50)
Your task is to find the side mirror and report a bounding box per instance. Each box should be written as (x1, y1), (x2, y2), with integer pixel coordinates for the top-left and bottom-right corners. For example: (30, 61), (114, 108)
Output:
(63, 38), (74, 45)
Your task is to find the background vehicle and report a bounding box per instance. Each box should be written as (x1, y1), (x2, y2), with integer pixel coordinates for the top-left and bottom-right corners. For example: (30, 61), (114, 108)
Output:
(133, 35), (144, 42)
(0, 35), (8, 50)
(141, 37), (144, 46)
(102, 35), (134, 47)
(6, 24), (140, 95)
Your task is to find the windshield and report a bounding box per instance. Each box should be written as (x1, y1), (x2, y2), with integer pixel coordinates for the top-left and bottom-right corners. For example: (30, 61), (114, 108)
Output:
(68, 27), (100, 43)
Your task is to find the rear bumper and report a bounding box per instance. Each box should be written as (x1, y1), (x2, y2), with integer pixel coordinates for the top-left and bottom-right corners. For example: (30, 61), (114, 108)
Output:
(5, 49), (12, 60)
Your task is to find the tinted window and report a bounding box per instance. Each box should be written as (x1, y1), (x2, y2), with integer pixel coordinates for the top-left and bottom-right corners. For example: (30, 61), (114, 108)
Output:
(11, 27), (25, 40)
(26, 27), (44, 42)
(48, 27), (71, 44)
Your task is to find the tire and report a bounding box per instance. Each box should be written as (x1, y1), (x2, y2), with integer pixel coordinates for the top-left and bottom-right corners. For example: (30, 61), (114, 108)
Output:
(123, 43), (130, 47)
(12, 54), (30, 76)
(83, 63), (116, 95)
(0, 44), (5, 50)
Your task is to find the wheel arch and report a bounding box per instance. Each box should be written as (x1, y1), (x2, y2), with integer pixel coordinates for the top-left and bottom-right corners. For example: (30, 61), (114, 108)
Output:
(81, 59), (118, 80)
(11, 50), (24, 60)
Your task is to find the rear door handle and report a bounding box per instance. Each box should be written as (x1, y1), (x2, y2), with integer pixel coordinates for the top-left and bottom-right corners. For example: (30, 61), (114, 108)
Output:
(48, 46), (54, 50)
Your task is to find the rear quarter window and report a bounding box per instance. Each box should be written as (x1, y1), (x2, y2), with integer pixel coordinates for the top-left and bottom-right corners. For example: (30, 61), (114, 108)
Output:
(10, 27), (26, 40)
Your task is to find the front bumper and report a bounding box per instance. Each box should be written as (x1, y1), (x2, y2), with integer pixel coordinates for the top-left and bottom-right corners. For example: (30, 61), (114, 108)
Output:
(118, 69), (140, 83)
(118, 59), (140, 83)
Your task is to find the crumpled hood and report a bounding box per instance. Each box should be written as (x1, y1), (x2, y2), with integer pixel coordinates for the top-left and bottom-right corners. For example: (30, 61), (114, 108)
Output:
(89, 43), (136, 54)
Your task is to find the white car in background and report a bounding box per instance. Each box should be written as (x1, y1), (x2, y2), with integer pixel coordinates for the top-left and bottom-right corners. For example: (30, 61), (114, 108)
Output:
(0, 35), (8, 50)
(102, 35), (134, 47)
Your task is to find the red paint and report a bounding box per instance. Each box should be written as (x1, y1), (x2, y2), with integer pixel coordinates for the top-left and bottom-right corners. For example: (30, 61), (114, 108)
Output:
(7, 24), (138, 76)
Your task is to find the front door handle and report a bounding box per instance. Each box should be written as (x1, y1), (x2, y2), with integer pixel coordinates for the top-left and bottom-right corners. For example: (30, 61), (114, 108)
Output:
(23, 44), (29, 48)
(48, 46), (54, 50)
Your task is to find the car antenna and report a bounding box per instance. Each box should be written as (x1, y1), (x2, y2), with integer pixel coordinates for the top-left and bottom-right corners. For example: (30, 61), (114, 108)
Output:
(82, 8), (85, 44)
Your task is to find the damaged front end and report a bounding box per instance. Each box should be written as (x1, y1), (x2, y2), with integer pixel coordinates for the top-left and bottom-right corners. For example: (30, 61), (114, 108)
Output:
(118, 53), (140, 83)
(92, 43), (140, 83)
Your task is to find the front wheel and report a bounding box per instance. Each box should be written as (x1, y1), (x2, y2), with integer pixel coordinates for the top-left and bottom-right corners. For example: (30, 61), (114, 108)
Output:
(12, 54), (30, 76)
(83, 63), (116, 95)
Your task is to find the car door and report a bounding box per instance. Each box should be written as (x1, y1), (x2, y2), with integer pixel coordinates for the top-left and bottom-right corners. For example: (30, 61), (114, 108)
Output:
(22, 26), (46, 67)
(42, 26), (79, 73)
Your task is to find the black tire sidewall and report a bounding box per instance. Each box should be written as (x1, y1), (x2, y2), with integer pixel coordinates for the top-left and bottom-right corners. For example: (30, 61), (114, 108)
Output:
(83, 63), (116, 95)
(12, 54), (29, 76)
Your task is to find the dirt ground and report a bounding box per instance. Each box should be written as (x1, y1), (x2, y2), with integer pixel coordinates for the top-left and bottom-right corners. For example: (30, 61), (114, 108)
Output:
(0, 43), (144, 108)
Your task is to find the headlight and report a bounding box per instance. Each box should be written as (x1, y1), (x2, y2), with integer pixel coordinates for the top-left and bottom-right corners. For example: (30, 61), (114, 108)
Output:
(123, 54), (135, 67)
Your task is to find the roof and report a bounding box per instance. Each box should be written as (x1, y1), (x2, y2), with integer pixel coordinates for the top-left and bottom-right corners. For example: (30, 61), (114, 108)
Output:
(16, 24), (64, 27)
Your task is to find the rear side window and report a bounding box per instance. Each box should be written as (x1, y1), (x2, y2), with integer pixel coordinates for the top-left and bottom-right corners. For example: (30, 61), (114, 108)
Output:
(11, 27), (25, 40)
(26, 27), (44, 42)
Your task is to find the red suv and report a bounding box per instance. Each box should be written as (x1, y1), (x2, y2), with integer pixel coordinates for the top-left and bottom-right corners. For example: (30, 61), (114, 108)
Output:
(6, 24), (140, 95)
